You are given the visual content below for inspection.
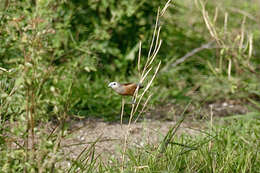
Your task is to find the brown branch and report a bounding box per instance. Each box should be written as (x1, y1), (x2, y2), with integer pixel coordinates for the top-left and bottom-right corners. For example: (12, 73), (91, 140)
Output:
(162, 40), (215, 72)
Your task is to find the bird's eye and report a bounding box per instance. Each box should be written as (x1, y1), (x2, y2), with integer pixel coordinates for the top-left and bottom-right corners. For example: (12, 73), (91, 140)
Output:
(113, 83), (116, 85)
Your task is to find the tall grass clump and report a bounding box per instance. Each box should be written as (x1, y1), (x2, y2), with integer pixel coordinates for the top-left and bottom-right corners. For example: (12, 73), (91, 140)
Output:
(113, 115), (260, 173)
(119, 0), (170, 170)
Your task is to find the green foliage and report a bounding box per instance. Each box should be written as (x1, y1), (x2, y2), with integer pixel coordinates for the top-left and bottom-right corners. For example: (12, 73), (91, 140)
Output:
(0, 0), (177, 120)
(156, 0), (260, 106)
(1, 0), (258, 120)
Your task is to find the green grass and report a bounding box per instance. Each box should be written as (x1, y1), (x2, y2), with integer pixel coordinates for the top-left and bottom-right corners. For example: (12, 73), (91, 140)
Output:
(111, 115), (260, 173)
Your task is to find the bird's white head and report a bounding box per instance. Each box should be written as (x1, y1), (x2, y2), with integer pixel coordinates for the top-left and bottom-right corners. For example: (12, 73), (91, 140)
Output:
(108, 82), (120, 89)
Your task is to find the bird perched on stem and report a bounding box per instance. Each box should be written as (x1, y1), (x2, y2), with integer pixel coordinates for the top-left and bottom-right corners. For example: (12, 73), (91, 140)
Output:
(108, 82), (143, 96)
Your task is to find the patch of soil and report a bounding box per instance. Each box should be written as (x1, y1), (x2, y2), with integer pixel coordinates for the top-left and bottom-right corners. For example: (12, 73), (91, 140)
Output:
(4, 99), (251, 169)
(52, 99), (249, 166)
(58, 118), (201, 163)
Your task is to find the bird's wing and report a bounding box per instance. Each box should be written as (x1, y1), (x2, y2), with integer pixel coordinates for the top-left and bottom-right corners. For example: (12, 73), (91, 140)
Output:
(124, 84), (137, 95)
(122, 83), (134, 86)
(123, 83), (143, 88)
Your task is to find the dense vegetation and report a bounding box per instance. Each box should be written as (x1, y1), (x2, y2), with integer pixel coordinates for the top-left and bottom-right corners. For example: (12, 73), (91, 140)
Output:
(0, 0), (259, 172)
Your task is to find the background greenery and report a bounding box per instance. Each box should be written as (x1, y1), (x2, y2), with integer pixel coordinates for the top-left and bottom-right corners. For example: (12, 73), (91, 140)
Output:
(0, 0), (259, 172)
(1, 0), (259, 121)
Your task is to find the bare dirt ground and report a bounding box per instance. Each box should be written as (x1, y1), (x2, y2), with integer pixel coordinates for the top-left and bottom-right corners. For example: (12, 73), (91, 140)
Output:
(60, 119), (201, 162)
(5, 99), (249, 169)
(53, 100), (248, 165)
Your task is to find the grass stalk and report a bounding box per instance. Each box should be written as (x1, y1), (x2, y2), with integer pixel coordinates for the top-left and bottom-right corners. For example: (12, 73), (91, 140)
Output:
(120, 1), (172, 171)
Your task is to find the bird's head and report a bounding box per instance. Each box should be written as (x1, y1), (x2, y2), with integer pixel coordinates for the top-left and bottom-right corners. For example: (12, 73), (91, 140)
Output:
(108, 82), (120, 89)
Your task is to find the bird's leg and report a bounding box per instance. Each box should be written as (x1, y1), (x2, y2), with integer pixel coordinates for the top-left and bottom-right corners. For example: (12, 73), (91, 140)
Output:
(131, 97), (136, 105)
(125, 100), (135, 105)
(120, 98), (125, 126)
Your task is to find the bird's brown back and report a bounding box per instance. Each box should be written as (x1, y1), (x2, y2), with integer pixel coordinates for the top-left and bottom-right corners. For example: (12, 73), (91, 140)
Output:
(121, 83), (142, 96)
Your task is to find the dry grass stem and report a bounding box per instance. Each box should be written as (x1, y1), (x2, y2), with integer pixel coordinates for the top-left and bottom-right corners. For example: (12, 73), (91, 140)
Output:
(138, 41), (142, 74)
(0, 67), (8, 72)
(224, 12), (228, 34)
(120, 1), (172, 171)
(228, 59), (232, 79)
(200, 0), (222, 46)
(213, 7), (218, 23)
(134, 94), (153, 123)
(147, 9), (160, 61)
(140, 67), (153, 84)
(239, 16), (246, 51)
(148, 40), (162, 67)
(134, 61), (161, 115)
(208, 105), (214, 150)
(248, 33), (253, 60)
(151, 26), (162, 58)
(161, 0), (172, 16)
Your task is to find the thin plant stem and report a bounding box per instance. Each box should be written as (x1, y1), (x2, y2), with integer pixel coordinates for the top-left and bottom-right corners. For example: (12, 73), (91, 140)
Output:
(120, 1), (172, 171)
(120, 98), (125, 127)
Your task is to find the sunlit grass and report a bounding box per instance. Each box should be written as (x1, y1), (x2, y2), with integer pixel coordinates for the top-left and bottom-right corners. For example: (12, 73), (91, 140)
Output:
(112, 116), (260, 173)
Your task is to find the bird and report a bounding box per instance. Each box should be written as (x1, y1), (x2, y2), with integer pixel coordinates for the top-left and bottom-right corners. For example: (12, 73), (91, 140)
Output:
(108, 82), (143, 96)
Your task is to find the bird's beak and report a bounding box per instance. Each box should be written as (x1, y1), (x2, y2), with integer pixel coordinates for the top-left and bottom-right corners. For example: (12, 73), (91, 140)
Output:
(108, 83), (111, 88)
